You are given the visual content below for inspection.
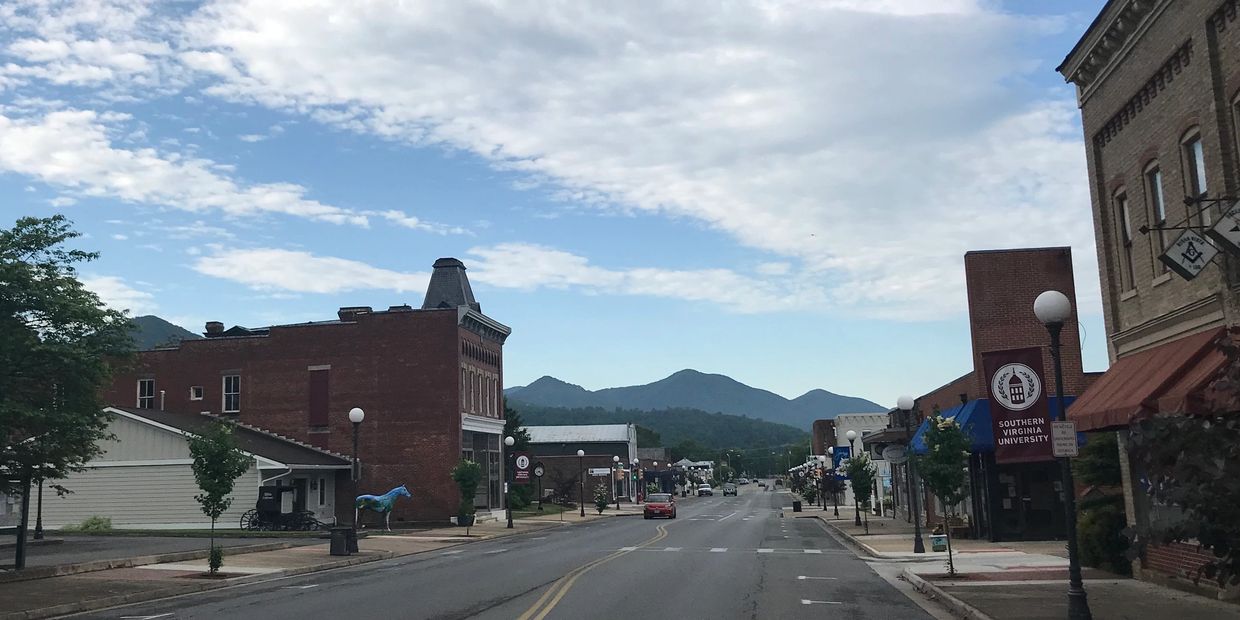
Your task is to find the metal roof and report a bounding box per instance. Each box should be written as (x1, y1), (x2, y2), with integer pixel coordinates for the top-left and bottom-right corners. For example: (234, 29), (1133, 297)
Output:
(524, 424), (632, 444)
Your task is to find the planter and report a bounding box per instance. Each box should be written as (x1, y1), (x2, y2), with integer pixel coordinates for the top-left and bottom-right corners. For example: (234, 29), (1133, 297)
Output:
(930, 534), (948, 552)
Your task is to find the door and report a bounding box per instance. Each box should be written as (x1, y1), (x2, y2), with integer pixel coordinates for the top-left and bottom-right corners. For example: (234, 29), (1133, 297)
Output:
(293, 478), (308, 513)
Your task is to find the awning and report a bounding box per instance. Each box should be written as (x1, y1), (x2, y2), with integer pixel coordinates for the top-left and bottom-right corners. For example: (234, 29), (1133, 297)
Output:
(860, 426), (911, 447)
(910, 397), (1076, 455)
(1070, 327), (1232, 432)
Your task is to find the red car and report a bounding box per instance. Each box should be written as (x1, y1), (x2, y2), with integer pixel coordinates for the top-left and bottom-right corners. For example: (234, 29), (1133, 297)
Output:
(644, 493), (676, 519)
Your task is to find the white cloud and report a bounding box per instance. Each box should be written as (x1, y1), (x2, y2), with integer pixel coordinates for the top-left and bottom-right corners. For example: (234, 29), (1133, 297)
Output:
(82, 274), (156, 314)
(466, 243), (815, 313)
(47, 196), (76, 207)
(191, 247), (429, 294)
(237, 133), (265, 142)
(111, 233), (127, 240)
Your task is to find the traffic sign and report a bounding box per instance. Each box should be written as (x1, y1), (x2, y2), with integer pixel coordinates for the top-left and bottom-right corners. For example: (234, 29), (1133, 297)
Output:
(589, 467), (610, 476)
(1051, 421), (1078, 458)
(513, 451), (531, 484)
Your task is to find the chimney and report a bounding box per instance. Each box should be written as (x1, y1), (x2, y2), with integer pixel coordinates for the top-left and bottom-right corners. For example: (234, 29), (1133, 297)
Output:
(205, 321), (224, 337)
(421, 258), (481, 312)
(338, 306), (372, 321)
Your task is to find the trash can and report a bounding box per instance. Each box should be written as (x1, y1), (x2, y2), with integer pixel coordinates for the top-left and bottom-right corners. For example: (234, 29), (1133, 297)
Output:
(329, 526), (352, 556)
(792, 500), (802, 512)
(930, 534), (948, 552)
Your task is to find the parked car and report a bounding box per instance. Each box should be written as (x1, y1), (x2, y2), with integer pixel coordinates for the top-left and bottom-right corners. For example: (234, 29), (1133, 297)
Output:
(737, 478), (749, 485)
(644, 493), (676, 519)
(697, 483), (713, 496)
(757, 480), (768, 488)
(722, 483), (738, 496)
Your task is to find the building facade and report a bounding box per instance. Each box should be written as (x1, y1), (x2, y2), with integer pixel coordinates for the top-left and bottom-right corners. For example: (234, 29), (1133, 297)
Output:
(524, 424), (638, 504)
(102, 258), (510, 524)
(1059, 0), (1240, 597)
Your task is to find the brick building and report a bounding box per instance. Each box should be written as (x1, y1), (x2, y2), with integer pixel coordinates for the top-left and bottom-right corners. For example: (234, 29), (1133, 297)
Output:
(103, 258), (511, 524)
(1058, 0), (1240, 597)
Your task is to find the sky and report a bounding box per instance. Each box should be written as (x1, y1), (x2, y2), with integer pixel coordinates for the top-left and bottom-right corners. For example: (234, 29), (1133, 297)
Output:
(1, 0), (1112, 409)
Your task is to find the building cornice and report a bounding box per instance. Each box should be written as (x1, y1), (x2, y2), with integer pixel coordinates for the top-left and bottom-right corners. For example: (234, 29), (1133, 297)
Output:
(1059, 0), (1170, 101)
(458, 307), (512, 344)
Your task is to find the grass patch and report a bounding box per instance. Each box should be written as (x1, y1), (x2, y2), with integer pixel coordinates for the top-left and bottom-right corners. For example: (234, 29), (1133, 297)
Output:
(512, 504), (572, 518)
(56, 529), (325, 538)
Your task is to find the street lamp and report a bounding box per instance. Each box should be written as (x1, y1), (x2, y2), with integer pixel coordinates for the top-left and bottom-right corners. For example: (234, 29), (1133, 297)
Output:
(348, 407), (364, 552)
(632, 457), (641, 503)
(846, 430), (861, 526)
(827, 448), (839, 517)
(33, 473), (43, 541)
(817, 455), (827, 511)
(1035, 289), (1092, 620)
(898, 395), (926, 554)
(504, 435), (515, 529)
(613, 455), (621, 510)
(577, 449), (586, 517)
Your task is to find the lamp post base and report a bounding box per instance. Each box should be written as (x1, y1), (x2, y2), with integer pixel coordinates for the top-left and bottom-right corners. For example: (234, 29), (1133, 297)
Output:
(1068, 589), (1092, 620)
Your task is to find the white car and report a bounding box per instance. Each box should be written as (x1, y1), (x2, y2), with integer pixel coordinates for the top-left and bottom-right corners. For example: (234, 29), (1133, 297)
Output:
(697, 484), (713, 496)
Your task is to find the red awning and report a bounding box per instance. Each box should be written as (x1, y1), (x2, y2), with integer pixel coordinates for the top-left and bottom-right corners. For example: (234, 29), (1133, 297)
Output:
(1070, 327), (1231, 432)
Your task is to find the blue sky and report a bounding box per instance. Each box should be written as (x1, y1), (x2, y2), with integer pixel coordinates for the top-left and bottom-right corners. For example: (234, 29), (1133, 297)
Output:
(1, 0), (1110, 408)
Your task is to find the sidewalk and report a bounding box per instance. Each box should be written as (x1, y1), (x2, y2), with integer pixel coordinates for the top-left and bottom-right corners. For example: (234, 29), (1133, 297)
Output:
(813, 506), (1240, 620)
(0, 505), (640, 620)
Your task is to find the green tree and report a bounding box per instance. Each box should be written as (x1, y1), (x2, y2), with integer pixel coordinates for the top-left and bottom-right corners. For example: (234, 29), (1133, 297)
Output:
(636, 425), (661, 447)
(845, 452), (877, 532)
(1072, 432), (1121, 486)
(187, 420), (252, 573)
(916, 411), (971, 575)
(452, 459), (483, 534)
(1, 216), (134, 565)
(593, 483), (609, 514)
(503, 401), (534, 509)
(1070, 432), (1130, 575)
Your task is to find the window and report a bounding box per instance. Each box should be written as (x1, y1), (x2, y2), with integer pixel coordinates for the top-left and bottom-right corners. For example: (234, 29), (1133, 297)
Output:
(308, 369), (329, 426)
(1146, 166), (1167, 272)
(190, 386), (204, 400)
(222, 375), (240, 413)
(1116, 193), (1136, 291)
(318, 477), (326, 506)
(137, 379), (155, 409)
(1184, 133), (1210, 225)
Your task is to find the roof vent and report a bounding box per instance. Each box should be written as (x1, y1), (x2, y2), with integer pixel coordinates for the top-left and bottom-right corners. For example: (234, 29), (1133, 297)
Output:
(205, 321), (224, 337)
(338, 306), (372, 321)
(387, 304), (413, 312)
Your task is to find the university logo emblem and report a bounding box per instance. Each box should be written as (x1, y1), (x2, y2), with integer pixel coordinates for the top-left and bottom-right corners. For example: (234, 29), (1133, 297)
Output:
(990, 363), (1041, 411)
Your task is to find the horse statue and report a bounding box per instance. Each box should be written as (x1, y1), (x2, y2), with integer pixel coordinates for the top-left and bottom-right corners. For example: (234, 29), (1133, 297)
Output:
(354, 484), (411, 532)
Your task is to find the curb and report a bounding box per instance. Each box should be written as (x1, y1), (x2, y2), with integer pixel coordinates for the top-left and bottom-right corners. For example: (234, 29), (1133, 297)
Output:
(0, 541), (300, 584)
(901, 568), (993, 620)
(0, 539), (64, 551)
(0, 550), (395, 620)
(812, 516), (882, 558)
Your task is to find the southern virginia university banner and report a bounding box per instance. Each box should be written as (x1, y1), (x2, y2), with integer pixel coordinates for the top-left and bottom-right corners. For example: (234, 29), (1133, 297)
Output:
(982, 347), (1055, 464)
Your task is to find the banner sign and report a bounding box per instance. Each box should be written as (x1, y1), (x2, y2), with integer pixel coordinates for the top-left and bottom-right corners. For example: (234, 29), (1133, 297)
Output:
(983, 347), (1054, 464)
(589, 467), (611, 476)
(832, 446), (850, 479)
(513, 452), (531, 484)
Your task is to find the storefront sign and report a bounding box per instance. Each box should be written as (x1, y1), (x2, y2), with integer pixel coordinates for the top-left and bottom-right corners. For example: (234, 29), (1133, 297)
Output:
(1206, 201), (1240, 256)
(1160, 229), (1218, 280)
(881, 445), (908, 464)
(983, 347), (1054, 464)
(589, 467), (611, 476)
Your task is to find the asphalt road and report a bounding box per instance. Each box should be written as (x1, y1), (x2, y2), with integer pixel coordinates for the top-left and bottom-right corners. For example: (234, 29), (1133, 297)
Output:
(71, 486), (932, 620)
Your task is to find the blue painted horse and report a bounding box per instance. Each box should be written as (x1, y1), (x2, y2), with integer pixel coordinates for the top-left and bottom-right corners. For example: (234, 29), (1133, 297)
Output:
(354, 485), (411, 531)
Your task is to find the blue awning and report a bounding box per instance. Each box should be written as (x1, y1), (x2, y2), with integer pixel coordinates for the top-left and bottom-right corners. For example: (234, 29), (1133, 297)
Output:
(910, 397), (1077, 455)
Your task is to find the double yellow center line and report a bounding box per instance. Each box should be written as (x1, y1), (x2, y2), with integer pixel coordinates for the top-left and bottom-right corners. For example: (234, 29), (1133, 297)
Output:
(516, 522), (673, 620)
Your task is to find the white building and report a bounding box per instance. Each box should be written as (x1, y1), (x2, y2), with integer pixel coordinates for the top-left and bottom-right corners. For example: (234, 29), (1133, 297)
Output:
(38, 407), (352, 529)
(833, 412), (892, 511)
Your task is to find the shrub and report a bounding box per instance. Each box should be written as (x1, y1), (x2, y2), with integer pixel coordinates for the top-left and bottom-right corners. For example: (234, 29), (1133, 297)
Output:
(63, 515), (112, 532)
(208, 545), (224, 573)
(1078, 495), (1131, 576)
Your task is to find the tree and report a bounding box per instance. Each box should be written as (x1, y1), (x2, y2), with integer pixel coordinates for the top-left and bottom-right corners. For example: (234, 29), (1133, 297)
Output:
(0, 216), (134, 494)
(593, 483), (609, 514)
(636, 425), (661, 447)
(1, 216), (134, 568)
(503, 401), (534, 508)
(844, 452), (877, 533)
(451, 459), (482, 535)
(916, 411), (971, 576)
(1071, 432), (1130, 575)
(1126, 413), (1240, 585)
(188, 420), (252, 574)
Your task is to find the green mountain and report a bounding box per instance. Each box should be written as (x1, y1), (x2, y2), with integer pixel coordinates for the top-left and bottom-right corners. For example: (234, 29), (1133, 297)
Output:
(129, 315), (201, 350)
(512, 402), (809, 452)
(506, 369), (886, 431)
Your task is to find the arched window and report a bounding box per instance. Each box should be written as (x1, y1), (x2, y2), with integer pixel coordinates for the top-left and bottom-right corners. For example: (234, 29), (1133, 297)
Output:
(1114, 189), (1136, 292)
(1144, 161), (1168, 273)
(1182, 128), (1209, 226)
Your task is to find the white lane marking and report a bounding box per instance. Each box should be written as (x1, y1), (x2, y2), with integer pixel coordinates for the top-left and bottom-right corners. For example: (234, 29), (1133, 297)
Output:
(742, 518), (751, 521)
(757, 548), (775, 553)
(485, 548), (508, 554)
(281, 585), (320, 589)
(120, 615), (174, 620)
(802, 599), (842, 605)
(664, 547), (682, 552)
(798, 576), (838, 580)
(620, 546), (638, 551)
(710, 547), (728, 553)
(803, 549), (823, 554)
(783, 536), (789, 539)
(530, 536), (548, 540)
(717, 511), (737, 522)
(440, 550), (464, 556)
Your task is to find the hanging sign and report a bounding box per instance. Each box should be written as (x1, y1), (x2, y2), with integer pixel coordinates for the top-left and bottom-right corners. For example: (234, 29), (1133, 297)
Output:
(1206, 202), (1240, 256)
(513, 452), (531, 484)
(831, 446), (850, 479)
(1160, 229), (1218, 280)
(983, 347), (1054, 464)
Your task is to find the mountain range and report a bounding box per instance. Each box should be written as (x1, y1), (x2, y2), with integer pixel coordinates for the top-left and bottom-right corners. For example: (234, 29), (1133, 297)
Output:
(129, 315), (201, 350)
(505, 369), (886, 430)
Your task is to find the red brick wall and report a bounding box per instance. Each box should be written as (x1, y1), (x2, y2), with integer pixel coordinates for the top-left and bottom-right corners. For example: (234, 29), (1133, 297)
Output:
(964, 248), (1087, 399)
(915, 372), (974, 419)
(811, 420), (836, 455)
(105, 308), (503, 523)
